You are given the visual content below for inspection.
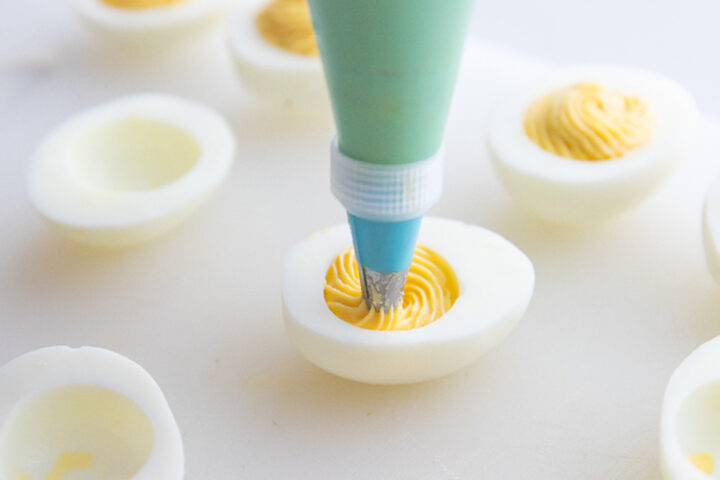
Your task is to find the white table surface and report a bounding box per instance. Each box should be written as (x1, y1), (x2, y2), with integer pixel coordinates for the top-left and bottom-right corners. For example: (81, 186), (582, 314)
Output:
(2, 3), (720, 480)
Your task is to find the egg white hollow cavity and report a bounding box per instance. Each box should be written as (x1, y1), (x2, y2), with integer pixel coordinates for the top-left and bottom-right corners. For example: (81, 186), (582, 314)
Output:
(0, 346), (183, 480)
(72, 0), (232, 39)
(702, 175), (720, 284)
(225, 0), (329, 111)
(28, 93), (235, 247)
(660, 337), (720, 479)
(282, 217), (535, 385)
(487, 66), (696, 223)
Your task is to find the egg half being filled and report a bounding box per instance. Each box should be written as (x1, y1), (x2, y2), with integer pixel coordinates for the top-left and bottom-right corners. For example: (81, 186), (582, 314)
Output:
(0, 346), (183, 480)
(226, 0), (329, 111)
(282, 217), (535, 384)
(72, 0), (232, 39)
(660, 337), (720, 479)
(28, 94), (235, 247)
(487, 66), (696, 223)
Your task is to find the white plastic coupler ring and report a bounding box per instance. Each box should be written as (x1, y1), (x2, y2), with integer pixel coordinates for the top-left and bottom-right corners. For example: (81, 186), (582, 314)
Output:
(330, 137), (443, 222)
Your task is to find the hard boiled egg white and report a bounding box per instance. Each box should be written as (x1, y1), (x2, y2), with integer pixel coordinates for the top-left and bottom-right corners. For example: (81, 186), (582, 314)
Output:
(72, 0), (232, 40)
(225, 0), (329, 111)
(702, 175), (720, 284)
(28, 93), (235, 247)
(487, 66), (696, 223)
(282, 217), (535, 385)
(0, 346), (183, 480)
(661, 337), (720, 479)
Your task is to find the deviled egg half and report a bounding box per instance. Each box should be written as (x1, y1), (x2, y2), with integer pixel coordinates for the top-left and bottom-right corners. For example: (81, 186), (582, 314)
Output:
(226, 0), (329, 111)
(487, 67), (696, 223)
(0, 346), (183, 480)
(282, 217), (535, 385)
(28, 94), (235, 247)
(702, 176), (720, 284)
(660, 337), (720, 478)
(72, 0), (232, 39)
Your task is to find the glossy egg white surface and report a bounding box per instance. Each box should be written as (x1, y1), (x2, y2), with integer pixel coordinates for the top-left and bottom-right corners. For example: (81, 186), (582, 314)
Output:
(487, 66), (696, 223)
(703, 176), (720, 284)
(225, 0), (328, 111)
(27, 93), (235, 247)
(0, 346), (183, 480)
(282, 217), (535, 385)
(660, 337), (720, 479)
(72, 0), (232, 39)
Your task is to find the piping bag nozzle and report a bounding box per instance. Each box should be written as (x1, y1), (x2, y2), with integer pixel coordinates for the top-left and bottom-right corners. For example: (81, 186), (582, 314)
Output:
(358, 267), (408, 313)
(332, 139), (443, 311)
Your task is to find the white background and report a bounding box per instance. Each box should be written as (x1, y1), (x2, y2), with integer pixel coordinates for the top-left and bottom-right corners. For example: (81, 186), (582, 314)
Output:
(2, 2), (720, 480)
(5, 1), (720, 113)
(469, 0), (720, 116)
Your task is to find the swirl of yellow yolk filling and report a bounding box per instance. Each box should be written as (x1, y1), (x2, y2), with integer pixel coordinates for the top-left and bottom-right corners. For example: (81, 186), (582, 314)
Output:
(100, 0), (184, 8)
(323, 246), (459, 331)
(256, 0), (318, 57)
(523, 82), (655, 161)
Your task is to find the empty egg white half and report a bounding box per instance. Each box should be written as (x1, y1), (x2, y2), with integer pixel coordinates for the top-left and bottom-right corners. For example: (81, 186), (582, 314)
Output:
(703, 176), (720, 284)
(487, 66), (696, 223)
(28, 93), (235, 247)
(660, 337), (720, 479)
(225, 1), (328, 111)
(282, 217), (535, 385)
(71, 0), (232, 39)
(0, 346), (183, 480)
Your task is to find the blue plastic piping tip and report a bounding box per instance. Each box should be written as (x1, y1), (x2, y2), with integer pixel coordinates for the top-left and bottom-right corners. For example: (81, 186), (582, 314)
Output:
(348, 214), (422, 312)
(330, 139), (443, 313)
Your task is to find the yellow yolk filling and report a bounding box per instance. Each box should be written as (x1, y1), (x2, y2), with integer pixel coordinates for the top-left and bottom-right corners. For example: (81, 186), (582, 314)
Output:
(15, 451), (92, 480)
(45, 452), (92, 480)
(324, 246), (459, 331)
(101, 0), (184, 8)
(689, 452), (714, 474)
(523, 82), (655, 161)
(256, 0), (318, 57)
